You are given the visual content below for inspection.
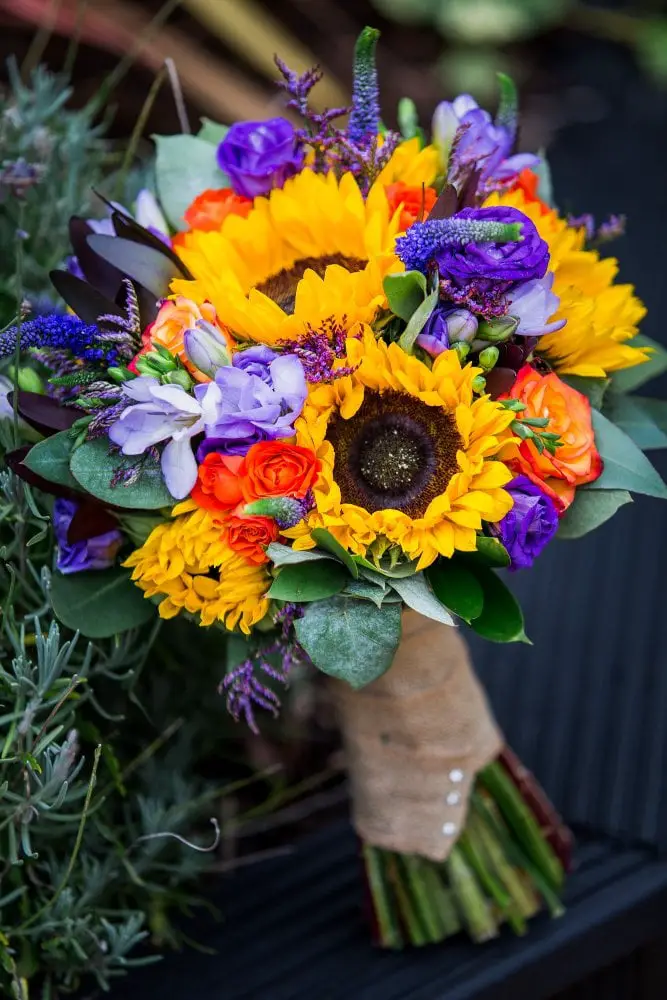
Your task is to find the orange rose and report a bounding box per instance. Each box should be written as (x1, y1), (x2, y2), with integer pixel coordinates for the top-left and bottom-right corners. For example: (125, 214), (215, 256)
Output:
(384, 182), (438, 230)
(172, 189), (253, 248)
(240, 442), (320, 501)
(137, 296), (231, 383)
(509, 169), (551, 216)
(502, 364), (602, 512)
(222, 515), (278, 565)
(191, 453), (246, 515)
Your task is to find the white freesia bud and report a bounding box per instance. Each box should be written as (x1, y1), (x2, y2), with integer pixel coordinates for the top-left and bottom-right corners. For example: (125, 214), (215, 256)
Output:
(183, 321), (231, 378)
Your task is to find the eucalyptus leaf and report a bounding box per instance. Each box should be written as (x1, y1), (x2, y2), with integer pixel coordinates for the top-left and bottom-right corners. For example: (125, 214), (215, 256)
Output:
(153, 134), (229, 230)
(398, 288), (439, 353)
(267, 562), (349, 602)
(50, 568), (153, 638)
(468, 569), (528, 644)
(609, 335), (667, 394)
(427, 559), (484, 622)
(354, 554), (421, 578)
(383, 270), (427, 322)
(310, 528), (359, 578)
(602, 394), (667, 450)
(389, 573), (455, 625)
(23, 430), (77, 489)
(294, 597), (402, 688)
(589, 410), (667, 498)
(558, 488), (632, 540)
(70, 439), (177, 510)
(198, 118), (229, 145)
(87, 235), (182, 300)
(563, 375), (609, 411)
(343, 577), (388, 608)
(265, 542), (336, 567)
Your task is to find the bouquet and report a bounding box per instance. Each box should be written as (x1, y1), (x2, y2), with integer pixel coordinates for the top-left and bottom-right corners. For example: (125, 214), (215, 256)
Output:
(4, 26), (667, 949)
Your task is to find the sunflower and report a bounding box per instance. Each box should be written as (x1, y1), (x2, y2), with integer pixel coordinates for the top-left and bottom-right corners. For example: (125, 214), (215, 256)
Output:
(283, 329), (516, 570)
(171, 166), (405, 346)
(484, 189), (649, 377)
(124, 504), (270, 633)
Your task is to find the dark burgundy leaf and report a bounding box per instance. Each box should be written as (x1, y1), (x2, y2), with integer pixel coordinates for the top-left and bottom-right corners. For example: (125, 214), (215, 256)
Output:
(69, 217), (124, 300)
(111, 211), (192, 279)
(483, 367), (518, 399)
(87, 235), (182, 300)
(10, 391), (81, 436)
(67, 500), (119, 543)
(459, 169), (483, 210)
(428, 184), (458, 221)
(50, 270), (124, 325)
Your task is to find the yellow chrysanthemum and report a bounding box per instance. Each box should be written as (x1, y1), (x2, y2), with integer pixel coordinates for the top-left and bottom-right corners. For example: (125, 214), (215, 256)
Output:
(171, 166), (405, 345)
(484, 189), (649, 377)
(124, 506), (270, 633)
(284, 328), (516, 571)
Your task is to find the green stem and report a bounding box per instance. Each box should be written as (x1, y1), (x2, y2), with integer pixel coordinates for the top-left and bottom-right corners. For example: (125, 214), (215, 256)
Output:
(363, 845), (402, 949)
(444, 845), (498, 942)
(12, 206), (25, 449)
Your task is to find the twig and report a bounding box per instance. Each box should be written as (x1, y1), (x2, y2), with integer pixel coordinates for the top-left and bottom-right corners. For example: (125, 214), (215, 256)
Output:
(20, 0), (64, 81)
(115, 66), (167, 201)
(63, 0), (89, 78)
(165, 57), (191, 134)
(134, 817), (220, 853)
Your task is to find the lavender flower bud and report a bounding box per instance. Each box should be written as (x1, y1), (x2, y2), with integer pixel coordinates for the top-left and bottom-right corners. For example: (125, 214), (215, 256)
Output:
(184, 321), (231, 378)
(432, 101), (460, 173)
(416, 305), (478, 358)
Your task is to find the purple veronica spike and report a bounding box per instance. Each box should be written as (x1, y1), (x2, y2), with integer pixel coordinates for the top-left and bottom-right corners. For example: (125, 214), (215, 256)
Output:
(395, 209), (526, 275)
(347, 27), (381, 146)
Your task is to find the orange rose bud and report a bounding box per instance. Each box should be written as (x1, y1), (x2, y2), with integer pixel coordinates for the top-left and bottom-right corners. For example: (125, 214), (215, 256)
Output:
(240, 442), (321, 502)
(222, 514), (279, 565)
(191, 453), (246, 515)
(384, 182), (438, 230)
(510, 169), (551, 216)
(184, 188), (252, 233)
(502, 364), (602, 513)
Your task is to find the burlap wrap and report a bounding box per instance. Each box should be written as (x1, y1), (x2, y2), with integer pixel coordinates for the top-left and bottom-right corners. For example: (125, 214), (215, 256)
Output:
(334, 611), (503, 861)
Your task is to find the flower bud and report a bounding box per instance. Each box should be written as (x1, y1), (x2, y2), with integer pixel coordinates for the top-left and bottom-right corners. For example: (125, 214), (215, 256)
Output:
(472, 375), (487, 394)
(476, 315), (518, 344)
(163, 368), (194, 390)
(243, 496), (307, 529)
(416, 305), (477, 358)
(479, 346), (500, 371)
(183, 321), (231, 378)
(432, 101), (459, 173)
(135, 350), (176, 376)
(453, 342), (470, 363)
(134, 189), (169, 239)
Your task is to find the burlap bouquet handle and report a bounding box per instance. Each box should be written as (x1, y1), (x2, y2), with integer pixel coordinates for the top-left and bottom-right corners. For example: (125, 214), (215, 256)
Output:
(334, 611), (503, 862)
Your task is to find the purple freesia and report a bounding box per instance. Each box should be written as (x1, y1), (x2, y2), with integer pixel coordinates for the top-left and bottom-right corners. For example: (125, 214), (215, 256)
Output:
(416, 306), (477, 358)
(195, 353), (307, 454)
(108, 376), (204, 499)
(506, 272), (566, 337)
(492, 475), (558, 570)
(232, 345), (280, 383)
(433, 94), (538, 183)
(435, 207), (549, 287)
(53, 499), (122, 575)
(217, 118), (305, 199)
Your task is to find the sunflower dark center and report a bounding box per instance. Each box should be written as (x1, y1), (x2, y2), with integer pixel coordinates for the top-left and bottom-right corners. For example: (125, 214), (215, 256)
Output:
(255, 254), (367, 315)
(327, 390), (463, 518)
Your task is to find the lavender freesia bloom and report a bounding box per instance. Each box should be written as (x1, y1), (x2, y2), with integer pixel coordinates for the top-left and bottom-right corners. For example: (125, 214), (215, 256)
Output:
(433, 94), (538, 182)
(195, 354), (307, 455)
(492, 476), (558, 570)
(416, 306), (478, 358)
(53, 499), (122, 574)
(217, 117), (305, 199)
(108, 376), (204, 499)
(506, 272), (566, 337)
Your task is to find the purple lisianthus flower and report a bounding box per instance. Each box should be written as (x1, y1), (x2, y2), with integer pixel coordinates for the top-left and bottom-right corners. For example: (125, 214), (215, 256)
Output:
(416, 306), (477, 358)
(109, 376), (204, 499)
(433, 94), (538, 183)
(195, 354), (307, 454)
(53, 498), (122, 575)
(217, 118), (305, 199)
(232, 345), (280, 383)
(436, 207), (549, 287)
(506, 272), (566, 337)
(492, 476), (558, 570)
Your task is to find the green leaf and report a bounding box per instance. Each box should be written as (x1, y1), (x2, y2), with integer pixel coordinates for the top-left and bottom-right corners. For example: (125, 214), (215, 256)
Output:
(602, 394), (667, 450)
(23, 430), (77, 488)
(534, 152), (555, 208)
(87, 235), (183, 300)
(265, 542), (336, 567)
(558, 488), (632, 540)
(343, 577), (388, 608)
(354, 554), (421, 578)
(469, 535), (510, 568)
(427, 560), (484, 623)
(383, 270), (427, 321)
(70, 439), (177, 509)
(468, 569), (528, 644)
(50, 568), (154, 638)
(609, 335), (667, 394)
(267, 561), (349, 602)
(397, 97), (421, 141)
(390, 573), (455, 625)
(589, 409), (667, 498)
(399, 288), (439, 353)
(153, 134), (229, 230)
(310, 528), (359, 578)
(294, 597), (402, 688)
(562, 375), (609, 411)
(198, 117), (228, 145)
